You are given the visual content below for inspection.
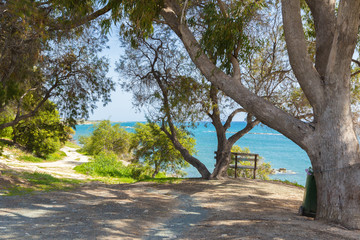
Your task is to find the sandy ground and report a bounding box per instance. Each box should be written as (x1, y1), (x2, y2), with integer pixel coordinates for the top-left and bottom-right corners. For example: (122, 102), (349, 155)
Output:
(1, 147), (360, 239)
(0, 146), (91, 179)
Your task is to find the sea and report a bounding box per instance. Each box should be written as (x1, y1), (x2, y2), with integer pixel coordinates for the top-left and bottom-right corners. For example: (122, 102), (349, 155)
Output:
(73, 121), (311, 186)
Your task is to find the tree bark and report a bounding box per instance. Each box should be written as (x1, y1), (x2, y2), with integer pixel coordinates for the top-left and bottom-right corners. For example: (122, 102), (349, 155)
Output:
(209, 85), (259, 179)
(310, 107), (360, 229)
(156, 74), (211, 179)
(162, 126), (211, 179)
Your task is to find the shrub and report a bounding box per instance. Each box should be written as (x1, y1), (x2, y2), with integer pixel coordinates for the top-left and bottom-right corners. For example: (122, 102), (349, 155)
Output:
(79, 120), (131, 157)
(13, 102), (71, 158)
(131, 122), (191, 177)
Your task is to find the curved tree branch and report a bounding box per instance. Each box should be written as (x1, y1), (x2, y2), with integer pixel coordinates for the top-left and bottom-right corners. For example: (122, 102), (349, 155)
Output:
(161, 0), (314, 151)
(281, 0), (324, 112)
(49, 4), (112, 31)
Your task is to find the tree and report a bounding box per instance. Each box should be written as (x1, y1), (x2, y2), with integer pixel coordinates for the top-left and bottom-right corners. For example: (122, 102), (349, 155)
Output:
(119, 11), (290, 179)
(106, 0), (360, 228)
(79, 120), (131, 157)
(158, 0), (360, 229)
(0, 0), (114, 129)
(12, 100), (71, 157)
(131, 122), (191, 177)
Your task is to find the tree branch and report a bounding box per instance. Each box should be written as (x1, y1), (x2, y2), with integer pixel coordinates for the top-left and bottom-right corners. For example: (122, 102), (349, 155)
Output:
(325, 0), (360, 87)
(228, 114), (260, 145)
(0, 82), (59, 130)
(161, 0), (314, 150)
(49, 4), (112, 31)
(305, 0), (336, 77)
(281, 0), (324, 112)
(223, 108), (246, 131)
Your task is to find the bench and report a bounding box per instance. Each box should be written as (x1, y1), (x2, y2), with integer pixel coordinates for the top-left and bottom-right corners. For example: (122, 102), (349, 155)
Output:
(228, 152), (259, 179)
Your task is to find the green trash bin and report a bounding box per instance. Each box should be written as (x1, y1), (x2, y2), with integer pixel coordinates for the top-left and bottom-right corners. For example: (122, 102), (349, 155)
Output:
(299, 173), (317, 217)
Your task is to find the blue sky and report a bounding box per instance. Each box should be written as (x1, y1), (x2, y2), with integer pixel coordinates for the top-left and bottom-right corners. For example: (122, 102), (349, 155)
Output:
(89, 28), (245, 122)
(88, 30), (146, 122)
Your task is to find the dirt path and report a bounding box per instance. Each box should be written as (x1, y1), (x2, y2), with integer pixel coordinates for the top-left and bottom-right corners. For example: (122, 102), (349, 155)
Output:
(1, 179), (360, 239)
(1, 148), (360, 239)
(0, 146), (90, 179)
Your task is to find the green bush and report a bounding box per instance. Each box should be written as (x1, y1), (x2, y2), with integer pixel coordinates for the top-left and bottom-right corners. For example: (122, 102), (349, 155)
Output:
(13, 101), (71, 158)
(131, 122), (191, 177)
(228, 145), (272, 180)
(79, 120), (131, 157)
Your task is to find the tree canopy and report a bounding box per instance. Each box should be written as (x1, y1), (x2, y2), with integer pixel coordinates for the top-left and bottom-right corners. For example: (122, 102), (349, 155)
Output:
(0, 0), (114, 129)
(104, 0), (360, 229)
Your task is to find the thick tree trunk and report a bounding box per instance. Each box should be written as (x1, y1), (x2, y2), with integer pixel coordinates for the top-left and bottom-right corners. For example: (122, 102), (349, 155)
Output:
(308, 98), (360, 229)
(314, 162), (360, 229)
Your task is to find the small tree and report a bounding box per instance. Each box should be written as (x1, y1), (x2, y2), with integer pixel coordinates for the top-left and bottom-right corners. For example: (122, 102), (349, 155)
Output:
(79, 120), (131, 158)
(13, 101), (71, 157)
(131, 122), (192, 178)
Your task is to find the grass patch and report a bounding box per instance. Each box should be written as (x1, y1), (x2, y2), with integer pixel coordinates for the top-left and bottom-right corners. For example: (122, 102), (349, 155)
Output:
(18, 155), (44, 162)
(73, 152), (181, 184)
(272, 179), (304, 188)
(74, 152), (151, 180)
(17, 150), (66, 163)
(65, 141), (81, 149)
(0, 170), (83, 196)
(45, 150), (67, 161)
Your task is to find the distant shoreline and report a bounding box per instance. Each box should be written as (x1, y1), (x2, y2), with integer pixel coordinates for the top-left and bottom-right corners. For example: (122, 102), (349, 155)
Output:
(76, 120), (102, 125)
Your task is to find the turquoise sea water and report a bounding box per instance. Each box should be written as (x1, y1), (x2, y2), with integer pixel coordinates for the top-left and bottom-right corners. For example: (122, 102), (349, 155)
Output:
(73, 121), (310, 186)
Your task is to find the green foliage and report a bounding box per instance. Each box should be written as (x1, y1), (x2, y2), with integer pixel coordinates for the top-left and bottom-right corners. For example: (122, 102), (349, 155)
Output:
(18, 155), (44, 163)
(0, 170), (82, 196)
(46, 151), (67, 162)
(79, 120), (131, 156)
(192, 0), (266, 72)
(106, 0), (164, 46)
(0, 1), (114, 129)
(0, 111), (13, 138)
(131, 122), (191, 177)
(13, 101), (71, 158)
(74, 151), (152, 180)
(228, 145), (272, 180)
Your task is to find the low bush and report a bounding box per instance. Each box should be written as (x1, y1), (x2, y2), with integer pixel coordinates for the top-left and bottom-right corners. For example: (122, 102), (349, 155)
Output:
(74, 151), (152, 180)
(13, 101), (72, 158)
(79, 120), (131, 157)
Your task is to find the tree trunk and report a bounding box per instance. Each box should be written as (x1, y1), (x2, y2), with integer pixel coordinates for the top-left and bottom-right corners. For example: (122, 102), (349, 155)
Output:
(308, 98), (360, 229)
(162, 126), (211, 179)
(152, 166), (159, 178)
(211, 142), (232, 179)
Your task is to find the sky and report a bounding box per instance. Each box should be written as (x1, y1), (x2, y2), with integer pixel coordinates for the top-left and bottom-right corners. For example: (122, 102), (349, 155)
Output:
(88, 30), (146, 122)
(88, 28), (245, 122)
